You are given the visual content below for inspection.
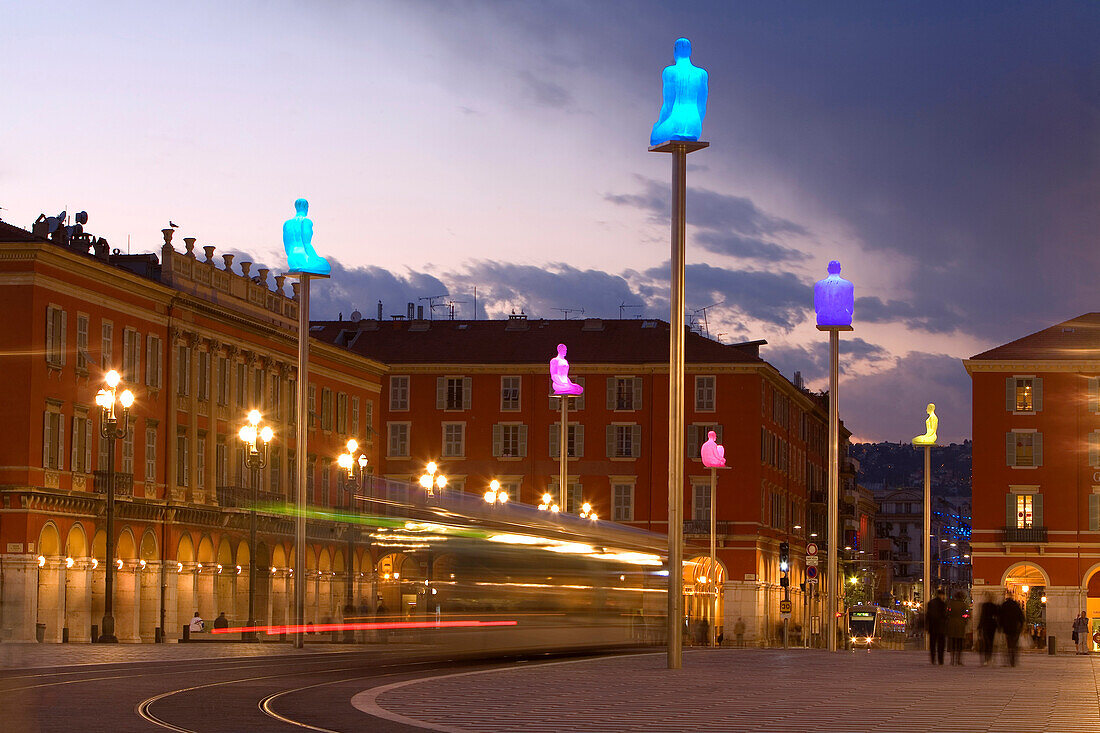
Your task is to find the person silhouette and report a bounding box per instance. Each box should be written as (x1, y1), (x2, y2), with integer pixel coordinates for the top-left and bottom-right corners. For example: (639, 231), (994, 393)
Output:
(283, 198), (330, 276)
(650, 38), (709, 146)
(813, 260), (854, 327)
(549, 343), (584, 396)
(913, 403), (938, 446)
(700, 430), (725, 468)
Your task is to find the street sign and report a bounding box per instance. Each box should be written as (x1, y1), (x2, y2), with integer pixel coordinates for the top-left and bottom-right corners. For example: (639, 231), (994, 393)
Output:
(806, 565), (819, 580)
(806, 577), (818, 585)
(805, 555), (819, 567)
(780, 599), (792, 614)
(806, 542), (818, 556)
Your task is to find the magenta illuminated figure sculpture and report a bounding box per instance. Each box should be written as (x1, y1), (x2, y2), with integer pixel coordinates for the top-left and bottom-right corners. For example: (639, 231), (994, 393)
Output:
(549, 343), (584, 396)
(813, 260), (854, 327)
(700, 430), (725, 468)
(650, 37), (709, 147)
(283, 198), (330, 276)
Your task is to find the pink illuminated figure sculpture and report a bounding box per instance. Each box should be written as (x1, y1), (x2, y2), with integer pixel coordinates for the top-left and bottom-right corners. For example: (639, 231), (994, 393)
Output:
(700, 430), (725, 468)
(549, 343), (584, 396)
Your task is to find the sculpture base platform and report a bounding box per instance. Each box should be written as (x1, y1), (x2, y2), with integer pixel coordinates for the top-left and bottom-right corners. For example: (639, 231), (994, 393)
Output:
(284, 272), (331, 280)
(649, 140), (710, 154)
(816, 324), (854, 332)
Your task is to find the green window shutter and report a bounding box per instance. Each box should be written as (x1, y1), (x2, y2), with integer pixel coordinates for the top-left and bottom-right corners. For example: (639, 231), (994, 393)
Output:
(606, 425), (616, 458)
(43, 411), (52, 469)
(1091, 432), (1099, 468)
(463, 377), (472, 410)
(575, 377), (585, 410)
(633, 377), (643, 410)
(491, 424), (502, 457)
(574, 425), (584, 457)
(631, 424), (641, 457)
(606, 378), (616, 410)
(1006, 432), (1016, 467)
(1033, 378), (1043, 412)
(715, 424), (724, 444)
(56, 417), (64, 471)
(45, 307), (54, 363)
(60, 310), (67, 366)
(549, 427), (560, 458)
(1091, 378), (1099, 414)
(84, 418), (92, 473)
(1090, 494), (1100, 532)
(1006, 494), (1016, 527)
(518, 425), (528, 457)
(1034, 433), (1043, 467)
(435, 378), (445, 410)
(70, 416), (79, 470)
(1006, 377), (1016, 411)
(1033, 493), (1043, 526)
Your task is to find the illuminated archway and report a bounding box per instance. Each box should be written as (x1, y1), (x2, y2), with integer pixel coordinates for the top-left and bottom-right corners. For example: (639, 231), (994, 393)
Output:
(38, 523), (61, 557)
(683, 555), (727, 636)
(1001, 562), (1049, 600)
(65, 524), (88, 559)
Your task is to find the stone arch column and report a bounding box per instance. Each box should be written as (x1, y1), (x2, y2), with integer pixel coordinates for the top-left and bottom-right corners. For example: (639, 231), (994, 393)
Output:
(36, 523), (64, 643)
(64, 524), (91, 642)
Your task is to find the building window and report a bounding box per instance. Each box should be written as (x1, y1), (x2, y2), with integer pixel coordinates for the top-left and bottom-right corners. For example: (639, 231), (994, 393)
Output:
(307, 384), (316, 427)
(146, 335), (163, 389)
(337, 392), (348, 434)
(1008, 493), (1043, 528)
(695, 375), (716, 411)
(121, 425), (134, 474)
(45, 306), (66, 367)
(390, 376), (409, 411)
(1007, 431), (1042, 467)
(1090, 494), (1100, 532)
(566, 483), (583, 513)
(364, 400), (373, 438)
(98, 432), (109, 471)
(176, 345), (191, 397)
(693, 482), (712, 522)
(1007, 376), (1042, 412)
(288, 379), (297, 425)
(607, 424), (640, 458)
(176, 430), (189, 487)
(216, 356), (229, 405)
(493, 423), (528, 458)
(501, 376), (521, 411)
(71, 411), (92, 473)
(613, 482), (635, 521)
(442, 423), (465, 458)
(388, 423), (410, 457)
(320, 459), (330, 501)
(271, 374), (281, 418)
(145, 424), (157, 483)
(76, 314), (89, 372)
(351, 396), (360, 436)
(236, 362), (247, 409)
(321, 387), (333, 430)
(197, 351), (210, 402)
(550, 424), (584, 458)
(437, 376), (471, 411)
(687, 424), (724, 459)
(42, 405), (64, 470)
(771, 491), (785, 528)
(196, 433), (206, 489)
(253, 368), (265, 408)
(271, 448), (281, 493)
(306, 456), (316, 497)
(123, 329), (142, 383)
(608, 377), (642, 411)
(101, 321), (113, 370)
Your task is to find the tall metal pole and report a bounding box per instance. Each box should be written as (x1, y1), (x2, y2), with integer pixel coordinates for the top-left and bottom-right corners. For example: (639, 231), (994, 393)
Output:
(294, 274), (310, 649)
(559, 396), (568, 510)
(709, 466), (717, 648)
(247, 468), (257, 640)
(651, 138), (706, 670)
(826, 328), (840, 652)
(923, 445), (931, 622)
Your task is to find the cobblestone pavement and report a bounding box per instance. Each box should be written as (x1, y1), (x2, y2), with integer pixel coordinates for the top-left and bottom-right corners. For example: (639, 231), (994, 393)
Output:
(356, 648), (1100, 733)
(0, 640), (407, 670)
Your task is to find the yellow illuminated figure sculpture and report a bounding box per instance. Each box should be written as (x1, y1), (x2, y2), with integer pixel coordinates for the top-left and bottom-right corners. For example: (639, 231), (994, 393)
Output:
(912, 403), (938, 446)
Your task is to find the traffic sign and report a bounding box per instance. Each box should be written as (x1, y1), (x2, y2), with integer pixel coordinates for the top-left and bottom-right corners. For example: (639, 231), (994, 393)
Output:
(806, 565), (819, 580)
(780, 599), (792, 614)
(805, 555), (819, 567)
(806, 542), (818, 556)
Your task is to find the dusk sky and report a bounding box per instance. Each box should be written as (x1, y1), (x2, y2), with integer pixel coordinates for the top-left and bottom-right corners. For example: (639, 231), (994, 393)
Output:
(6, 1), (1100, 444)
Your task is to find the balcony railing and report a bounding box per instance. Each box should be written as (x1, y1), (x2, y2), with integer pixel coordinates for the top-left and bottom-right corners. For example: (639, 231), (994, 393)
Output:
(216, 485), (285, 508)
(683, 520), (733, 537)
(1002, 526), (1047, 543)
(93, 471), (133, 498)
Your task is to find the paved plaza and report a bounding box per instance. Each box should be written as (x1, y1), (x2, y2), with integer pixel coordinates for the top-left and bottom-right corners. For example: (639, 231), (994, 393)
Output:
(357, 648), (1100, 733)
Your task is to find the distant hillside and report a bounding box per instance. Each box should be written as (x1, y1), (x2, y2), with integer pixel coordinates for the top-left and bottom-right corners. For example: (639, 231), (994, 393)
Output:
(849, 440), (971, 500)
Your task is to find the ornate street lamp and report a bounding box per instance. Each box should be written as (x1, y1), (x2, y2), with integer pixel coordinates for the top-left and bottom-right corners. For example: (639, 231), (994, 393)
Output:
(238, 409), (272, 639)
(419, 461), (446, 498)
(483, 479), (509, 506)
(338, 438), (368, 640)
(537, 492), (560, 513)
(579, 502), (598, 521)
(94, 369), (133, 643)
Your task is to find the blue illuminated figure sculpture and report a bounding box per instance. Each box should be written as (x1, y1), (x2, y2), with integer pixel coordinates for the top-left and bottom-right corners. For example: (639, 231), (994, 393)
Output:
(283, 198), (330, 276)
(814, 260), (854, 327)
(650, 37), (709, 146)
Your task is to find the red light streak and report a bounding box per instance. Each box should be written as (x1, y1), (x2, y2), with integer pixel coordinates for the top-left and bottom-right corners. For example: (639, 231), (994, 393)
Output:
(211, 619), (518, 635)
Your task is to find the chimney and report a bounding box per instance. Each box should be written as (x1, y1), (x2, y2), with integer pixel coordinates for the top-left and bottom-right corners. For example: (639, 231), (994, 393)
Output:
(377, 301), (383, 321)
(203, 245), (216, 263)
(417, 305), (424, 320)
(407, 302), (415, 319)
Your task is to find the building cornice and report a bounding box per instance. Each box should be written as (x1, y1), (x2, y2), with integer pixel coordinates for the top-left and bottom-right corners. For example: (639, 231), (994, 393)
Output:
(964, 358), (1100, 374)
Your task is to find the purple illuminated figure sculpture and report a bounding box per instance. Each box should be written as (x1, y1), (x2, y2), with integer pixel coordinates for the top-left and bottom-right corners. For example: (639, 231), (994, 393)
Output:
(700, 430), (725, 468)
(813, 260), (854, 327)
(549, 343), (584, 396)
(283, 198), (330, 276)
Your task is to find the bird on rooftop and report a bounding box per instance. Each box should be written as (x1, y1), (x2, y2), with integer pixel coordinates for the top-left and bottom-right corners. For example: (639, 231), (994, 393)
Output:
(169, 221), (179, 228)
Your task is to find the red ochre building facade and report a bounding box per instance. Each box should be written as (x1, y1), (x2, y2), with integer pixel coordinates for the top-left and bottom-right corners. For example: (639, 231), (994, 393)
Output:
(0, 220), (848, 644)
(966, 313), (1100, 651)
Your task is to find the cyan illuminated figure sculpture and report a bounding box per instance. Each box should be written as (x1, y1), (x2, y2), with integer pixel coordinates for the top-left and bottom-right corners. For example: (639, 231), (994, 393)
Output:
(283, 198), (330, 276)
(650, 37), (709, 146)
(549, 343), (584, 396)
(813, 260), (854, 327)
(912, 403), (938, 446)
(700, 430), (725, 468)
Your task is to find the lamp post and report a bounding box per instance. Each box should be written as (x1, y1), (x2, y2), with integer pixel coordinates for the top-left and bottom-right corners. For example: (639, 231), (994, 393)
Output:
(238, 409), (272, 640)
(419, 461), (447, 498)
(483, 479), (509, 506)
(537, 493), (561, 513)
(94, 370), (133, 643)
(338, 438), (368, 642)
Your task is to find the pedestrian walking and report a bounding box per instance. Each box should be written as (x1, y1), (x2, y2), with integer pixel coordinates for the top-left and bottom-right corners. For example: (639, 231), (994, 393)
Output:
(999, 593), (1025, 666)
(926, 589), (948, 665)
(1073, 611), (1090, 655)
(946, 591), (970, 665)
(734, 617), (746, 647)
(977, 594), (999, 666)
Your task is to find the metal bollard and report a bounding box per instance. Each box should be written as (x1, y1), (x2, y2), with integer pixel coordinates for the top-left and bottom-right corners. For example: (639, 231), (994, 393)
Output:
(182, 624), (190, 643)
(35, 623), (46, 643)
(155, 627), (163, 643)
(91, 623), (98, 642)
(1049, 635), (1056, 655)
(62, 627), (69, 643)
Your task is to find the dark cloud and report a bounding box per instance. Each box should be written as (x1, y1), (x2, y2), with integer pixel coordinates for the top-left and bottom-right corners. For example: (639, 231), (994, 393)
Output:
(855, 296), (963, 334)
(696, 231), (809, 263)
(765, 337), (890, 385)
(518, 70), (573, 109)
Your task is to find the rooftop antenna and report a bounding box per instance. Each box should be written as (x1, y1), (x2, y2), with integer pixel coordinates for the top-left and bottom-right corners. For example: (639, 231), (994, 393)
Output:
(619, 302), (643, 319)
(418, 294), (449, 320)
(692, 301), (724, 338)
(716, 332), (727, 344)
(554, 307), (585, 320)
(445, 299), (468, 320)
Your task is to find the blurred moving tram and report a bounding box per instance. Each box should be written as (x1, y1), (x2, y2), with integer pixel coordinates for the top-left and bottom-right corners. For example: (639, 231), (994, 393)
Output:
(847, 604), (907, 650)
(297, 477), (669, 655)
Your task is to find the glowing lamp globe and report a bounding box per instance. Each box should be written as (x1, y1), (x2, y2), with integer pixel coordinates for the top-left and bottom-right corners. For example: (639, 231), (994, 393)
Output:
(105, 370), (121, 388)
(120, 390), (134, 408)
